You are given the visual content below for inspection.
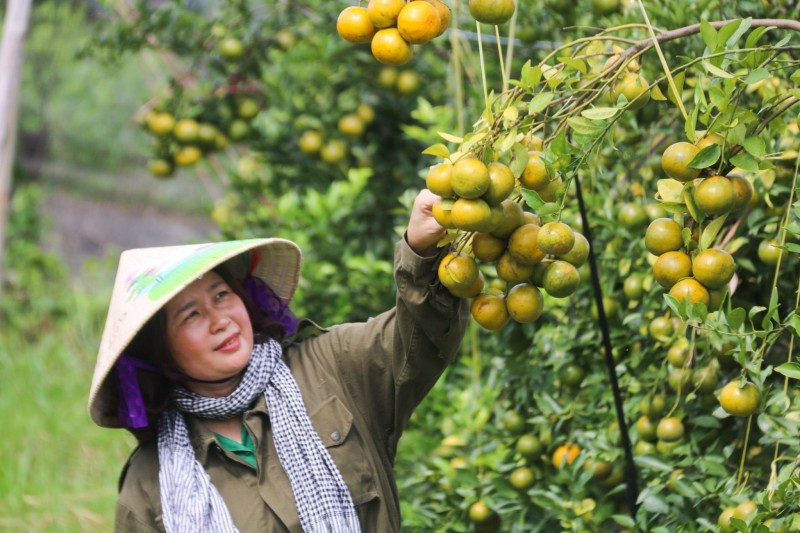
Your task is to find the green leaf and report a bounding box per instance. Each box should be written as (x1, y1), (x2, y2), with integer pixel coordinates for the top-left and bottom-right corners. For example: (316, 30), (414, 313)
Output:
(786, 312), (800, 336)
(558, 56), (587, 74)
(581, 107), (619, 120)
(567, 116), (605, 136)
(703, 61), (734, 79)
(792, 70), (800, 85)
(437, 131), (463, 143)
(667, 72), (686, 108)
(730, 152), (759, 172)
(520, 188), (545, 210)
(744, 26), (768, 49)
(774, 362), (800, 380)
(690, 144), (721, 169)
(657, 179), (684, 202)
(539, 202), (560, 216)
(727, 307), (746, 330)
(528, 92), (554, 115)
(422, 143), (450, 158)
(683, 183), (702, 223)
(510, 142), (529, 178)
(685, 106), (699, 144)
(611, 515), (636, 528)
(744, 68), (771, 85)
(743, 136), (766, 158)
(718, 18), (747, 48)
(634, 455), (673, 472)
(699, 20), (718, 51)
(700, 214), (728, 250)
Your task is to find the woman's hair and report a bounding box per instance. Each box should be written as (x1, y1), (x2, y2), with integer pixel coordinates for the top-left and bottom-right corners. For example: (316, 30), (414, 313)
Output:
(121, 266), (288, 441)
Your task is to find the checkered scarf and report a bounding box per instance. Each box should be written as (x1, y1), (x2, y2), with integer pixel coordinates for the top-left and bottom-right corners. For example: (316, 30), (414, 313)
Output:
(157, 339), (361, 532)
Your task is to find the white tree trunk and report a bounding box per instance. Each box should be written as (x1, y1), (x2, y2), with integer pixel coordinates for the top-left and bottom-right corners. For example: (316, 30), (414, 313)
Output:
(0, 0), (33, 290)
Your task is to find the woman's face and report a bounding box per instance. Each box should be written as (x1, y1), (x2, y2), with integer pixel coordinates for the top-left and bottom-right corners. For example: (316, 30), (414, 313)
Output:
(164, 271), (254, 393)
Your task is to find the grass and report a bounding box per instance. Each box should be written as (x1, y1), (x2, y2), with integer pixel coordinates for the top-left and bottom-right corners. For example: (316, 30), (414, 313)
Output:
(0, 280), (136, 532)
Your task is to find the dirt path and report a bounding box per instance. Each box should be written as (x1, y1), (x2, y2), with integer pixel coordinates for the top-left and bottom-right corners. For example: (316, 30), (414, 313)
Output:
(43, 190), (217, 276)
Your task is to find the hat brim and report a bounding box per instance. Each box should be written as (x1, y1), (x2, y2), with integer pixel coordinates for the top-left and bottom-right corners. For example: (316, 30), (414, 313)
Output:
(88, 238), (301, 428)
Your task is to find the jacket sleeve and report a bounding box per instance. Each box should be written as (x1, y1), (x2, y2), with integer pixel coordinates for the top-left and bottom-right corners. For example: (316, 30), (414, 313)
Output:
(322, 235), (468, 459)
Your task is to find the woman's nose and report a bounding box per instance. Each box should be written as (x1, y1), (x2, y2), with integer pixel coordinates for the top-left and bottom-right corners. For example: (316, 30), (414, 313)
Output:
(209, 310), (231, 332)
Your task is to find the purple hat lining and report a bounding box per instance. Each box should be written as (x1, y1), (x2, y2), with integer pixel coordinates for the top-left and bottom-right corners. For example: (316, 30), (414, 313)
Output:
(115, 275), (298, 429)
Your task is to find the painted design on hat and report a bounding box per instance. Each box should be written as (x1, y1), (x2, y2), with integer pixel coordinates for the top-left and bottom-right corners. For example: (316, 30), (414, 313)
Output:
(126, 241), (247, 301)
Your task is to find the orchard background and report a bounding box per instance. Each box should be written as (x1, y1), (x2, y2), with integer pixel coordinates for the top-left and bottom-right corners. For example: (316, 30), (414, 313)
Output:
(1, 0), (799, 531)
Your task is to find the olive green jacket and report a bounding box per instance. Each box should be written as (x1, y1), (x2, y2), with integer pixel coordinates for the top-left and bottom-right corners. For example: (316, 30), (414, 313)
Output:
(115, 238), (468, 532)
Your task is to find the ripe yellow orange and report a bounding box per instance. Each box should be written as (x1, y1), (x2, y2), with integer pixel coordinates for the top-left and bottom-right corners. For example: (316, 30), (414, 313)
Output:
(719, 380), (761, 416)
(337, 113), (365, 136)
(520, 150), (551, 190)
(448, 271), (485, 298)
(542, 260), (580, 298)
(694, 176), (735, 216)
(149, 158), (174, 178)
(173, 118), (200, 143)
(371, 28), (413, 66)
(376, 66), (398, 87)
(337, 6), (377, 43)
(472, 232), (506, 262)
(610, 73), (651, 111)
(552, 443), (580, 468)
(645, 218), (683, 255)
(733, 501), (758, 522)
(496, 252), (535, 284)
(653, 251), (692, 288)
(356, 103), (375, 124)
(469, 0), (516, 25)
(484, 161), (516, 205)
(692, 248), (735, 290)
(490, 199), (525, 238)
(320, 139), (347, 163)
(426, 162), (453, 197)
(431, 197), (455, 228)
(506, 283), (544, 323)
(438, 252), (479, 291)
(451, 198), (493, 232)
(537, 221), (575, 255)
(718, 507), (737, 533)
(395, 70), (420, 93)
(451, 158), (490, 199)
(397, 1), (441, 45)
(367, 0), (405, 28)
(508, 223), (546, 266)
(557, 232), (589, 267)
(422, 0), (451, 36)
(173, 145), (202, 166)
(662, 142), (701, 182)
(617, 202), (649, 231)
(470, 292), (510, 330)
(147, 112), (175, 136)
(668, 278), (710, 306)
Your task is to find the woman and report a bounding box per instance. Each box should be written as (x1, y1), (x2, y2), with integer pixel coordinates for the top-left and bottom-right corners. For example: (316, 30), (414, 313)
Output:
(88, 189), (468, 532)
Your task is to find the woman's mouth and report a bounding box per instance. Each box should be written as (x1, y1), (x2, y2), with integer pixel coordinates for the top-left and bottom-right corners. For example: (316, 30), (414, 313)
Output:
(215, 333), (241, 352)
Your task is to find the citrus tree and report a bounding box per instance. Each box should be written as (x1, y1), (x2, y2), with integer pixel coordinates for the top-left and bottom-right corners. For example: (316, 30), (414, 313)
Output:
(93, 0), (800, 531)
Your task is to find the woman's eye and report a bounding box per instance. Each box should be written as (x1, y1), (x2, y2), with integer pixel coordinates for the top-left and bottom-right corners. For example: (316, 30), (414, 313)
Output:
(216, 289), (230, 300)
(183, 310), (199, 322)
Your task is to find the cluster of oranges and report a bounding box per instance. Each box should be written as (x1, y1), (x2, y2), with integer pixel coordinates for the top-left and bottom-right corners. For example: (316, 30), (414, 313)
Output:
(142, 95), (262, 178)
(336, 0), (451, 66)
(297, 103), (376, 164)
(428, 147), (588, 330)
(644, 139), (754, 308)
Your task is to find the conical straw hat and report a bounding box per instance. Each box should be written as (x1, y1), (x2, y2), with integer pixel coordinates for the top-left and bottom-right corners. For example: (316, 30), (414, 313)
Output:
(88, 238), (302, 428)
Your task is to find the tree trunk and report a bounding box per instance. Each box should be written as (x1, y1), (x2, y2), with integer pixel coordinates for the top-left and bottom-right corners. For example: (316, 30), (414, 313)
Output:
(0, 0), (34, 292)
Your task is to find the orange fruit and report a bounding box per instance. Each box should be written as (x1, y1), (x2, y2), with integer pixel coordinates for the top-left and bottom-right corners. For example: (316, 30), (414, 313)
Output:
(733, 501), (758, 522)
(149, 158), (174, 178)
(508, 223), (547, 266)
(610, 73), (651, 111)
(395, 70), (420, 93)
(649, 315), (674, 340)
(197, 124), (219, 147)
(641, 394), (667, 420)
(719, 380), (761, 416)
(371, 28), (413, 66)
(397, 1), (441, 45)
(472, 232), (506, 262)
(696, 132), (724, 152)
(236, 98), (260, 120)
(147, 112), (175, 136)
(173, 118), (200, 143)
(506, 283), (544, 323)
(656, 417), (684, 442)
(728, 174), (754, 211)
(542, 260), (580, 298)
(552, 444), (580, 468)
(483, 162), (516, 205)
(646, 203), (668, 221)
(645, 218), (683, 255)
(636, 415), (658, 442)
(653, 251), (692, 289)
(623, 273), (645, 300)
(451, 198), (493, 232)
(694, 176), (735, 216)
(757, 239), (788, 266)
(448, 271), (485, 298)
(668, 367), (693, 393)
(424, 0), (451, 36)
(218, 37), (244, 59)
(692, 366), (719, 393)
(692, 248), (735, 290)
(173, 145), (202, 166)
(320, 139), (347, 163)
(668, 278), (710, 306)
(634, 440), (657, 455)
(426, 162), (453, 198)
(509, 466), (535, 491)
(438, 252), (479, 292)
(376, 66), (398, 87)
(356, 103), (375, 124)
(523, 211), (542, 226)
(515, 434), (542, 459)
(618, 202), (649, 230)
(451, 158), (490, 199)
(490, 199), (525, 238)
(337, 113), (365, 136)
(495, 252), (535, 284)
(666, 337), (690, 367)
(557, 232), (589, 267)
(227, 119), (251, 141)
(537, 221), (575, 255)
(469, 0), (516, 25)
(431, 197), (455, 228)
(468, 500), (495, 524)
(337, 6), (377, 43)
(662, 142), (701, 182)
(367, 0), (405, 28)
(520, 150), (551, 190)
(470, 292), (510, 330)
(718, 507), (737, 533)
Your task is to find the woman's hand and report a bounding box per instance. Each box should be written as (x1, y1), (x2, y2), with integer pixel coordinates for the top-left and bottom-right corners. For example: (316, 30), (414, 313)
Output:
(406, 189), (446, 257)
